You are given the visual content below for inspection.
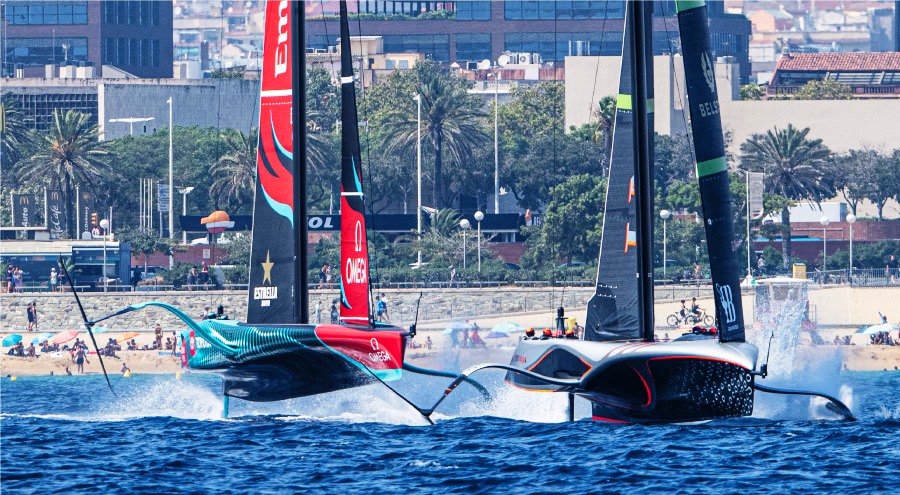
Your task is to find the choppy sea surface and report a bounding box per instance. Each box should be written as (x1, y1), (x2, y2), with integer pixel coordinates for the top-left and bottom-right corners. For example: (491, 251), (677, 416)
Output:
(2, 363), (898, 494)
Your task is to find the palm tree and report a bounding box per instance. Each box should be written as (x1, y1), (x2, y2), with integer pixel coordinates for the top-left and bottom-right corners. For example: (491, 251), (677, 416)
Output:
(210, 128), (257, 208)
(591, 95), (616, 154)
(740, 124), (834, 269)
(17, 109), (112, 238)
(0, 94), (32, 168)
(381, 61), (489, 209)
(211, 121), (336, 211)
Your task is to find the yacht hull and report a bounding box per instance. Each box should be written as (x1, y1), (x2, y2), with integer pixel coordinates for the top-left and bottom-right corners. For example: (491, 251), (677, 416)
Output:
(506, 337), (758, 423)
(183, 320), (409, 402)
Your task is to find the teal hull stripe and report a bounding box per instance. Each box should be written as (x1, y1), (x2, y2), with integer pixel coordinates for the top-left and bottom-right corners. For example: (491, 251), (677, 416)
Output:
(696, 156), (727, 177)
(675, 0), (706, 13)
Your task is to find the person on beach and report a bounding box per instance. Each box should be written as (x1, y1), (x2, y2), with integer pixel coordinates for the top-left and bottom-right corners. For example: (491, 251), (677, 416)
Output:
(121, 363), (131, 375)
(330, 301), (338, 324)
(5, 264), (13, 293)
(379, 293), (390, 322)
(375, 296), (385, 322)
(217, 304), (228, 320)
(200, 262), (210, 289)
(154, 323), (163, 350)
(26, 343), (36, 359)
(186, 267), (198, 291)
(318, 265), (327, 289)
(74, 345), (88, 373)
(26, 302), (37, 331)
(50, 268), (58, 292)
(314, 301), (322, 324)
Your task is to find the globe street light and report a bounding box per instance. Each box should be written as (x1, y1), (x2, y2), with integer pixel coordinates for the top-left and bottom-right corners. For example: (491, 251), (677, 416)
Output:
(99, 218), (109, 292)
(660, 209), (671, 278)
(846, 213), (856, 282)
(460, 218), (471, 270)
(474, 210), (484, 273)
(820, 216), (830, 274)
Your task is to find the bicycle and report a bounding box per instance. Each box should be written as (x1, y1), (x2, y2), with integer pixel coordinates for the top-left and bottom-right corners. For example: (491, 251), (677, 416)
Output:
(666, 309), (714, 327)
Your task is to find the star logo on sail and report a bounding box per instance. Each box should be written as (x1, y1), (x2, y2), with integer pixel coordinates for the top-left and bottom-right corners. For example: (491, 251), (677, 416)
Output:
(261, 250), (275, 284)
(253, 250), (279, 306)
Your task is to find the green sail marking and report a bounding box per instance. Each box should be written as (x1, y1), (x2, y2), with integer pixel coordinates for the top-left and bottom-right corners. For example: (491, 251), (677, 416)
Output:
(616, 94), (654, 112)
(696, 156), (727, 177)
(675, 0), (706, 13)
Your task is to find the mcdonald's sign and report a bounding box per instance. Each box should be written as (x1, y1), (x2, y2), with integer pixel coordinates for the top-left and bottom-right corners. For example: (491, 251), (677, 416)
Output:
(11, 193), (37, 227)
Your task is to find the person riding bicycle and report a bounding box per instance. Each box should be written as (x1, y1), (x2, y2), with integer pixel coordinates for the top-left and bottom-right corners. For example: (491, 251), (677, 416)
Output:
(679, 300), (689, 320)
(690, 297), (702, 322)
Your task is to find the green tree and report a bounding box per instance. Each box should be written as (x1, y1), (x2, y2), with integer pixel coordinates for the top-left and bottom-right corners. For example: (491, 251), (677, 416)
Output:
(740, 124), (834, 268)
(17, 110), (113, 238)
(522, 174), (605, 266)
(591, 95), (617, 153)
(739, 84), (765, 101)
(377, 60), (490, 208)
(792, 79), (852, 100)
(0, 94), (31, 168)
(210, 128), (258, 208)
(832, 148), (900, 219)
(209, 67), (246, 79)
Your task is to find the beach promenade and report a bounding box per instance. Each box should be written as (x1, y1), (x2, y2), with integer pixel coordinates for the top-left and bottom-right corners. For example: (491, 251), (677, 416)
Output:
(2, 285), (898, 376)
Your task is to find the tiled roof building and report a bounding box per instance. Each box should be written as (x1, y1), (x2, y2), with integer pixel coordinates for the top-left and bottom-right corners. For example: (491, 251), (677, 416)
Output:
(768, 52), (900, 98)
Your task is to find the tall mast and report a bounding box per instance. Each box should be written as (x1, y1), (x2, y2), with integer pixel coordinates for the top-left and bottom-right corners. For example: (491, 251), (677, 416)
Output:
(292, 1), (308, 323)
(629, 0), (655, 342)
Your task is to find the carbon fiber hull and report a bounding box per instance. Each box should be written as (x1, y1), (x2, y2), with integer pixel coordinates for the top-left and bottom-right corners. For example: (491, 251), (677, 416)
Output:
(183, 319), (409, 402)
(505, 337), (758, 423)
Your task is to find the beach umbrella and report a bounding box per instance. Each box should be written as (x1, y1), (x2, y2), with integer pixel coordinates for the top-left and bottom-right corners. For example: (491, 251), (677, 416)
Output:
(443, 321), (474, 335)
(490, 322), (523, 334)
(117, 331), (140, 343)
(2, 334), (22, 347)
(485, 331), (509, 339)
(32, 332), (54, 344)
(92, 326), (109, 334)
(51, 330), (79, 344)
(857, 323), (900, 335)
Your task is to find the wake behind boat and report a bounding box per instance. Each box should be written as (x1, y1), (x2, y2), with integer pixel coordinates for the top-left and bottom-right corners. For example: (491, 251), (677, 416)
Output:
(69, 0), (411, 411)
(495, 0), (852, 424)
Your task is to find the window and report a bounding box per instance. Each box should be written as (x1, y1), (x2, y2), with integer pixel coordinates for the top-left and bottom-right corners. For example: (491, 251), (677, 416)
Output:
(455, 33), (491, 63)
(384, 35), (450, 62)
(5, 1), (88, 25)
(5, 37), (89, 65)
(505, 1), (624, 20)
(385, 60), (396, 69)
(456, 1), (491, 20)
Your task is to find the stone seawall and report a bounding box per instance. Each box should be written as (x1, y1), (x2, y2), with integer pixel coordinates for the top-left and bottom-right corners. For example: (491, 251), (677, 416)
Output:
(2, 285), (897, 334)
(0, 288), (595, 333)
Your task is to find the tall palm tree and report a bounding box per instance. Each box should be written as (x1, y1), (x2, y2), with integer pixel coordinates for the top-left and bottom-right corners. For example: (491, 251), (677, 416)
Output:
(17, 109), (112, 238)
(211, 122), (336, 211)
(591, 95), (616, 154)
(381, 61), (489, 209)
(210, 128), (257, 208)
(1, 94), (32, 168)
(740, 124), (834, 269)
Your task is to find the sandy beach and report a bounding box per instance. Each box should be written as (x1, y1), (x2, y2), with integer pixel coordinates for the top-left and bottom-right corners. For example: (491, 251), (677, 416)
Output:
(3, 324), (899, 377)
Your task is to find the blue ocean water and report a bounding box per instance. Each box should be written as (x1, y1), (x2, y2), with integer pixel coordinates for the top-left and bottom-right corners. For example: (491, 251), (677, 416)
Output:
(2, 369), (898, 495)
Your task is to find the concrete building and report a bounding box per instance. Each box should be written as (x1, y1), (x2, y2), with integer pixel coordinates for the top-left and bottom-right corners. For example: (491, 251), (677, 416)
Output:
(2, 77), (260, 139)
(304, 1), (754, 84)
(566, 53), (900, 155)
(0, 0), (174, 79)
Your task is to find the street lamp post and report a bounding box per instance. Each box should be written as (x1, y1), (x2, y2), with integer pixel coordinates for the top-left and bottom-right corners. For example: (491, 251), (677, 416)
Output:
(415, 93), (422, 268)
(474, 211), (484, 273)
(492, 68), (500, 214)
(460, 218), (470, 270)
(99, 219), (109, 292)
(167, 97), (174, 269)
(660, 209), (671, 278)
(180, 186), (195, 245)
(846, 213), (856, 281)
(820, 216), (830, 274)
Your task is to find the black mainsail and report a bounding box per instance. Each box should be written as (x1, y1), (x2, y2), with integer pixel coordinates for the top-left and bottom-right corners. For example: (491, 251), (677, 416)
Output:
(676, 0), (746, 342)
(584, 0), (654, 342)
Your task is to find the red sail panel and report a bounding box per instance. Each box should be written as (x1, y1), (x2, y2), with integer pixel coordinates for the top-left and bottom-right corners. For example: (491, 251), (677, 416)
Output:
(247, 0), (297, 324)
(337, 1), (371, 325)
